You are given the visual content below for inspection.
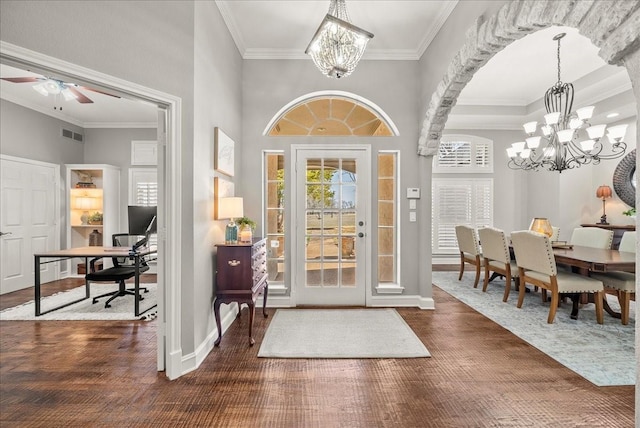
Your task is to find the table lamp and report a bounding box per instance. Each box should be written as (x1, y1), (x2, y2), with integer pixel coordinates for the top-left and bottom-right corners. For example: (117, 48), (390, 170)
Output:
(75, 196), (97, 225)
(529, 218), (553, 238)
(218, 197), (243, 244)
(596, 185), (612, 225)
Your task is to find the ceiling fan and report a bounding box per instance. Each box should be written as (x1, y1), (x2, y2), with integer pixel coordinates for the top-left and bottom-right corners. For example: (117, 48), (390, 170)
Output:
(1, 76), (120, 105)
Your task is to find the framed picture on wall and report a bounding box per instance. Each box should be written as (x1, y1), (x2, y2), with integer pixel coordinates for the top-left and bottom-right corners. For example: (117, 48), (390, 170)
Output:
(214, 127), (235, 177)
(214, 177), (235, 220)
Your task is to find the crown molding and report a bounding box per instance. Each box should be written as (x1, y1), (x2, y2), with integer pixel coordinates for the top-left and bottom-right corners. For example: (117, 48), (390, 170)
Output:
(417, 0), (458, 59)
(215, 0), (246, 57)
(243, 48), (421, 61)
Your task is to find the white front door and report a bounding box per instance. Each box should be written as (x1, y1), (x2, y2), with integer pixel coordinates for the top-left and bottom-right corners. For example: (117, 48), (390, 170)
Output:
(293, 147), (370, 305)
(1, 156), (59, 294)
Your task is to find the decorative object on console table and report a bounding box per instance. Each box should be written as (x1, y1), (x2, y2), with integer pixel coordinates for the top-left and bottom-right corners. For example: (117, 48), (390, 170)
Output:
(596, 185), (612, 225)
(214, 238), (268, 346)
(580, 223), (635, 250)
(218, 197), (243, 244)
(236, 216), (256, 244)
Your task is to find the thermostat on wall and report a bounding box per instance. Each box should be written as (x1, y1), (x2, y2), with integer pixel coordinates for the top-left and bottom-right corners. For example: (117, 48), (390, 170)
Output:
(406, 188), (421, 199)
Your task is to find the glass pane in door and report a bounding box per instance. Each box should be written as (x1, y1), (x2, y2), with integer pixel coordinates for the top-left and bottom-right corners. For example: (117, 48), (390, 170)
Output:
(304, 157), (358, 289)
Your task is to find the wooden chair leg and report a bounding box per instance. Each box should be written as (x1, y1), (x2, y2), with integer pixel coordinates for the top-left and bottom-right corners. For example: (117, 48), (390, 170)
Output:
(482, 265), (490, 292)
(516, 279), (526, 308)
(547, 291), (559, 324)
(594, 291), (604, 325)
(473, 257), (481, 288)
(458, 253), (464, 281)
(502, 271), (511, 302)
(620, 291), (631, 325)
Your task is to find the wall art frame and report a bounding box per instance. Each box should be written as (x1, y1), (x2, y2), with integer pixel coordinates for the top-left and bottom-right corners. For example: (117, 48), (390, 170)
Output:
(214, 127), (235, 177)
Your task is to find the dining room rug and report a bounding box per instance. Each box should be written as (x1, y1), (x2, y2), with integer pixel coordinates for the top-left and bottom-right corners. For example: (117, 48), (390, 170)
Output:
(433, 271), (635, 386)
(0, 283), (157, 321)
(257, 308), (430, 358)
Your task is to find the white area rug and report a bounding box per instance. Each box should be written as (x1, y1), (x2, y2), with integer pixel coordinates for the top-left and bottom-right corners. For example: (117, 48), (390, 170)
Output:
(433, 272), (635, 386)
(0, 284), (157, 321)
(258, 308), (430, 358)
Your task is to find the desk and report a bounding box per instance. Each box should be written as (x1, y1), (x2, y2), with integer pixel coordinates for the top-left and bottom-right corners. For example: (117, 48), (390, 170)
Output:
(34, 246), (157, 317)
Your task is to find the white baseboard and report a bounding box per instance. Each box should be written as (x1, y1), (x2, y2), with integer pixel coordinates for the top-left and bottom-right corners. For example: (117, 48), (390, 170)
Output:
(370, 294), (435, 309)
(180, 302), (239, 376)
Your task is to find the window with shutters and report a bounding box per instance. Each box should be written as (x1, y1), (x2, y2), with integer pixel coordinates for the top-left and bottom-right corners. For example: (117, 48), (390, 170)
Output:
(433, 135), (493, 173)
(432, 178), (493, 254)
(129, 168), (158, 246)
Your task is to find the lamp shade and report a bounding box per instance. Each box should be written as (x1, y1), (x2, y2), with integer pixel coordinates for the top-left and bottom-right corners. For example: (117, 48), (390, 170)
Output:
(75, 196), (98, 210)
(218, 197), (243, 219)
(596, 185), (612, 199)
(529, 217), (553, 237)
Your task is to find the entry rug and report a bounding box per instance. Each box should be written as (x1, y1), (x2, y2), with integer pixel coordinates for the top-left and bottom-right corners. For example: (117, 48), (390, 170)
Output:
(258, 308), (430, 358)
(433, 272), (635, 386)
(0, 283), (157, 321)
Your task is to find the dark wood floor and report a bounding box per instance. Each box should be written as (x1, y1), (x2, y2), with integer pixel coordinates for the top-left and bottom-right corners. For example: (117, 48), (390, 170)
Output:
(0, 271), (634, 427)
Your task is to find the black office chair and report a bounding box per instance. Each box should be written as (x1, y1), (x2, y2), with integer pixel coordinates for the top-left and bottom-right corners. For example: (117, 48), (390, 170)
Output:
(87, 233), (150, 308)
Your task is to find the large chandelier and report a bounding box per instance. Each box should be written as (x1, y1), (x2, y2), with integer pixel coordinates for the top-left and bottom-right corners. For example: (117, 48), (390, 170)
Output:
(507, 33), (628, 173)
(305, 0), (374, 79)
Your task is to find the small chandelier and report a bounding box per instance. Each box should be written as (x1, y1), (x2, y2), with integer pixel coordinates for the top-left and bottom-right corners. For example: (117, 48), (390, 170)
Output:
(305, 0), (374, 79)
(507, 33), (627, 173)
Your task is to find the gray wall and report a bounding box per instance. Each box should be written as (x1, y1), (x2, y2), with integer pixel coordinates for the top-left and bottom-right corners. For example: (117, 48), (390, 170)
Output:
(84, 127), (157, 229)
(242, 58), (422, 297)
(0, 0), (242, 359)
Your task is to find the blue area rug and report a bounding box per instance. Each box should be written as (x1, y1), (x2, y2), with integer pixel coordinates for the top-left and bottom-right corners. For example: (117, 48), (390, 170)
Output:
(433, 271), (635, 386)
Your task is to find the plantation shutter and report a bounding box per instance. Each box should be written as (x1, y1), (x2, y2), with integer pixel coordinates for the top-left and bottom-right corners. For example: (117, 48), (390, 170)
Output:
(129, 168), (158, 246)
(432, 178), (493, 254)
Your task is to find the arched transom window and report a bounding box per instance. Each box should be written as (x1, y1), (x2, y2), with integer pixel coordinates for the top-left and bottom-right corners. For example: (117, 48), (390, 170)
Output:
(265, 92), (398, 137)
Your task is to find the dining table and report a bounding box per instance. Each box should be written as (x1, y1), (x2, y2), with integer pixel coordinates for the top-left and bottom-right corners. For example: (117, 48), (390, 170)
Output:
(506, 243), (636, 320)
(552, 244), (635, 320)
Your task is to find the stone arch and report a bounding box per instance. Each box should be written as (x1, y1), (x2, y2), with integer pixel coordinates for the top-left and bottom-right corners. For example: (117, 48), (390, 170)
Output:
(263, 90), (399, 137)
(418, 0), (640, 157)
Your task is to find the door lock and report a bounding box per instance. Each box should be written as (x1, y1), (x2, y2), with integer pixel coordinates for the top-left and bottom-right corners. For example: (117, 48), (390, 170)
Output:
(358, 221), (364, 226)
(358, 232), (364, 238)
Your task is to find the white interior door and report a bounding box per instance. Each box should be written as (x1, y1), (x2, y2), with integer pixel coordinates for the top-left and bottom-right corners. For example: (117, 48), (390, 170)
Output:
(1, 156), (59, 294)
(294, 147), (370, 305)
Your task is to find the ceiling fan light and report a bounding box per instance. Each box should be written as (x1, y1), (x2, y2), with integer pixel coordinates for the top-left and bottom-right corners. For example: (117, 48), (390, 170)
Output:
(523, 121), (537, 134)
(43, 79), (61, 94)
(32, 83), (49, 96)
(576, 106), (595, 121)
(61, 88), (77, 101)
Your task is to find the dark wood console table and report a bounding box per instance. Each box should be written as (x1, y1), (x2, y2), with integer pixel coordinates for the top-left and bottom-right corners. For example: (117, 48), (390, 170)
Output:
(580, 224), (635, 250)
(214, 238), (268, 346)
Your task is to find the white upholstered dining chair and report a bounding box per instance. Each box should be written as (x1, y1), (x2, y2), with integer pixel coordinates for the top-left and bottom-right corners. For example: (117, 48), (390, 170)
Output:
(477, 227), (518, 302)
(569, 227), (614, 249)
(590, 231), (636, 325)
(511, 230), (604, 324)
(455, 225), (483, 288)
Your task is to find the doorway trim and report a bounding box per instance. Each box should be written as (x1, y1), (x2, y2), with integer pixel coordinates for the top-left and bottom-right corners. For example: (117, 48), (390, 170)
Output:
(0, 41), (183, 380)
(290, 144), (373, 307)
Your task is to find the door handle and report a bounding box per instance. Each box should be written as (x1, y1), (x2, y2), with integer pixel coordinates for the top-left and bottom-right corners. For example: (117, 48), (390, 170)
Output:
(358, 232), (364, 238)
(0, 231), (11, 237)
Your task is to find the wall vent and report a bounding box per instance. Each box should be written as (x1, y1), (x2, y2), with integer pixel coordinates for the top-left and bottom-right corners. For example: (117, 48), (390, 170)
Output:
(61, 128), (84, 143)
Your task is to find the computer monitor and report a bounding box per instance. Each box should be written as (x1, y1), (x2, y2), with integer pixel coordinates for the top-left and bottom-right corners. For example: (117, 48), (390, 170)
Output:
(128, 205), (157, 245)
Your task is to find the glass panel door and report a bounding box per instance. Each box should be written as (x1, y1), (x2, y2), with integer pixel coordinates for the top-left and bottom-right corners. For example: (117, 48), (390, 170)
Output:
(295, 148), (369, 305)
